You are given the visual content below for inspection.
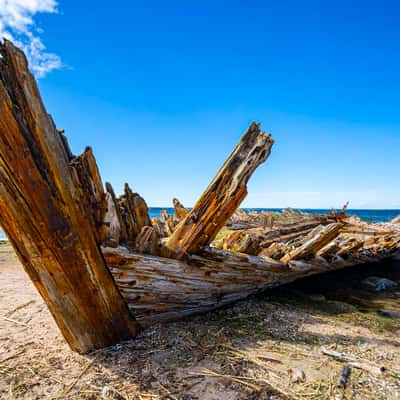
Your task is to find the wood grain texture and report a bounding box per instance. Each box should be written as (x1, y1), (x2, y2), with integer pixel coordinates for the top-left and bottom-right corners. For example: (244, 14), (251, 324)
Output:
(162, 122), (274, 259)
(173, 198), (189, 221)
(280, 223), (343, 263)
(0, 40), (138, 353)
(104, 239), (399, 326)
(119, 183), (152, 242)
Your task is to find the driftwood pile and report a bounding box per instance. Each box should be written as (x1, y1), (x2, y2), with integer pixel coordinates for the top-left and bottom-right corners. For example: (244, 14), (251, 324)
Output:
(105, 205), (400, 326)
(0, 39), (399, 353)
(217, 206), (400, 265)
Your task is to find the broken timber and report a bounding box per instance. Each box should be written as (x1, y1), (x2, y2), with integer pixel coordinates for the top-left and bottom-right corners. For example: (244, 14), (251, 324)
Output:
(162, 123), (273, 259)
(0, 40), (138, 353)
(0, 40), (399, 352)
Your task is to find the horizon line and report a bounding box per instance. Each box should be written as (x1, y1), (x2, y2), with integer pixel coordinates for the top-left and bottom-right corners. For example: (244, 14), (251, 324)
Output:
(147, 206), (400, 211)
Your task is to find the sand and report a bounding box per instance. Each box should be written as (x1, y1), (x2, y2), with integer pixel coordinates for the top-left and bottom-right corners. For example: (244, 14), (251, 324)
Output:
(1, 241), (400, 400)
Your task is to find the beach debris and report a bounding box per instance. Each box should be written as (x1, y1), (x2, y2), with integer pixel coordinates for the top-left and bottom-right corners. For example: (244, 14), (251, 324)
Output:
(2, 317), (28, 327)
(5, 300), (35, 318)
(339, 364), (351, 389)
(321, 348), (385, 376)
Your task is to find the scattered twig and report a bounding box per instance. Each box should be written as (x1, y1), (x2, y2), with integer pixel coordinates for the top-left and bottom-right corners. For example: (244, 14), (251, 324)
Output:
(321, 348), (385, 376)
(257, 355), (283, 364)
(0, 349), (25, 364)
(225, 345), (283, 368)
(223, 346), (318, 399)
(27, 365), (64, 385)
(226, 348), (272, 372)
(179, 377), (204, 392)
(106, 385), (129, 400)
(193, 368), (261, 391)
(156, 380), (179, 400)
(8, 381), (13, 399)
(57, 357), (97, 398)
(2, 316), (28, 327)
(5, 300), (35, 317)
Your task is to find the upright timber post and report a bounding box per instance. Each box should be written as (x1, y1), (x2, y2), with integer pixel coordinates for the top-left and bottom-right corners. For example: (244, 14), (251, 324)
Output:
(0, 40), (138, 353)
(162, 122), (274, 259)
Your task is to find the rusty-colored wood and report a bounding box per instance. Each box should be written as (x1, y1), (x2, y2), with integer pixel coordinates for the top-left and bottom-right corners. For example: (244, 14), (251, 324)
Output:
(104, 232), (400, 326)
(71, 146), (107, 241)
(173, 198), (189, 222)
(280, 223), (343, 263)
(136, 226), (160, 255)
(119, 183), (152, 241)
(0, 40), (138, 353)
(162, 123), (274, 259)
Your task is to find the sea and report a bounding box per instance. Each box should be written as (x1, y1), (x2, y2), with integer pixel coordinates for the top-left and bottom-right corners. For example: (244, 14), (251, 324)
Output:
(0, 208), (398, 240)
(148, 208), (400, 224)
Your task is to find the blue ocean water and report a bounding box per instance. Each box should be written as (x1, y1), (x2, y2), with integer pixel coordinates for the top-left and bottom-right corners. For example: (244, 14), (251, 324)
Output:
(149, 207), (400, 224)
(0, 208), (398, 240)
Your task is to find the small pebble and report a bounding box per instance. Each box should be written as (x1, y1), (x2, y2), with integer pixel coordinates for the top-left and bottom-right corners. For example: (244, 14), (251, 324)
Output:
(291, 368), (306, 383)
(102, 386), (111, 398)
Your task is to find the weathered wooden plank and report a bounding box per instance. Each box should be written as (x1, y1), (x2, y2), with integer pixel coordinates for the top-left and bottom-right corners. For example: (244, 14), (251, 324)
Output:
(103, 245), (292, 325)
(173, 198), (189, 221)
(70, 146), (107, 242)
(151, 217), (168, 238)
(162, 122), (274, 259)
(136, 226), (160, 255)
(160, 210), (175, 236)
(119, 183), (152, 241)
(103, 243), (391, 326)
(280, 223), (343, 263)
(0, 40), (138, 353)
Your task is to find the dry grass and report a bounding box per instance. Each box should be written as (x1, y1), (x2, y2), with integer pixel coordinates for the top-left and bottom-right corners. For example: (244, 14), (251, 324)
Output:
(1, 242), (400, 399)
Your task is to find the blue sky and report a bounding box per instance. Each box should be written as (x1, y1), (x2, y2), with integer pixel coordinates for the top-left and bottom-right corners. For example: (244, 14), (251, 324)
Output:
(2, 1), (400, 208)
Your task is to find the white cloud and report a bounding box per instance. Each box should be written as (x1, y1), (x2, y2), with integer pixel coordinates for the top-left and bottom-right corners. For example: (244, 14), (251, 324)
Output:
(0, 0), (62, 77)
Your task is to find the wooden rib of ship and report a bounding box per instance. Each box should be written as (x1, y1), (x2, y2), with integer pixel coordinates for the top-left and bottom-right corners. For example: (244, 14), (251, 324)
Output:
(1, 40), (399, 353)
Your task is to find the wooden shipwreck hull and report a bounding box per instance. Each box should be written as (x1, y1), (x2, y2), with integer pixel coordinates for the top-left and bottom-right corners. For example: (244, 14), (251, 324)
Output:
(1, 40), (400, 353)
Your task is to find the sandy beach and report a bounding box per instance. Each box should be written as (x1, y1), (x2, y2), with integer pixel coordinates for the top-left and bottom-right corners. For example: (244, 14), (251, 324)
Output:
(1, 241), (400, 399)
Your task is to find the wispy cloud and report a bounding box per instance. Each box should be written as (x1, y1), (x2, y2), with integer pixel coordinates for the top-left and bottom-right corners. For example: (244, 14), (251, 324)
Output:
(0, 0), (62, 77)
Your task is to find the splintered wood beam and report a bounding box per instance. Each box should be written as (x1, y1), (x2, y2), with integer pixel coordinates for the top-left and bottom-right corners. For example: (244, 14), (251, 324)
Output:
(136, 226), (160, 255)
(103, 245), (292, 326)
(217, 220), (329, 255)
(280, 223), (343, 263)
(161, 210), (175, 236)
(102, 182), (127, 247)
(103, 242), (395, 326)
(119, 183), (152, 241)
(173, 198), (189, 221)
(162, 122), (274, 259)
(0, 40), (138, 353)
(70, 146), (106, 242)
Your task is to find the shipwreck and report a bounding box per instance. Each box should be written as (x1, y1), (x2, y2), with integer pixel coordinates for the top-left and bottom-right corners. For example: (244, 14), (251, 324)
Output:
(0, 40), (399, 353)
